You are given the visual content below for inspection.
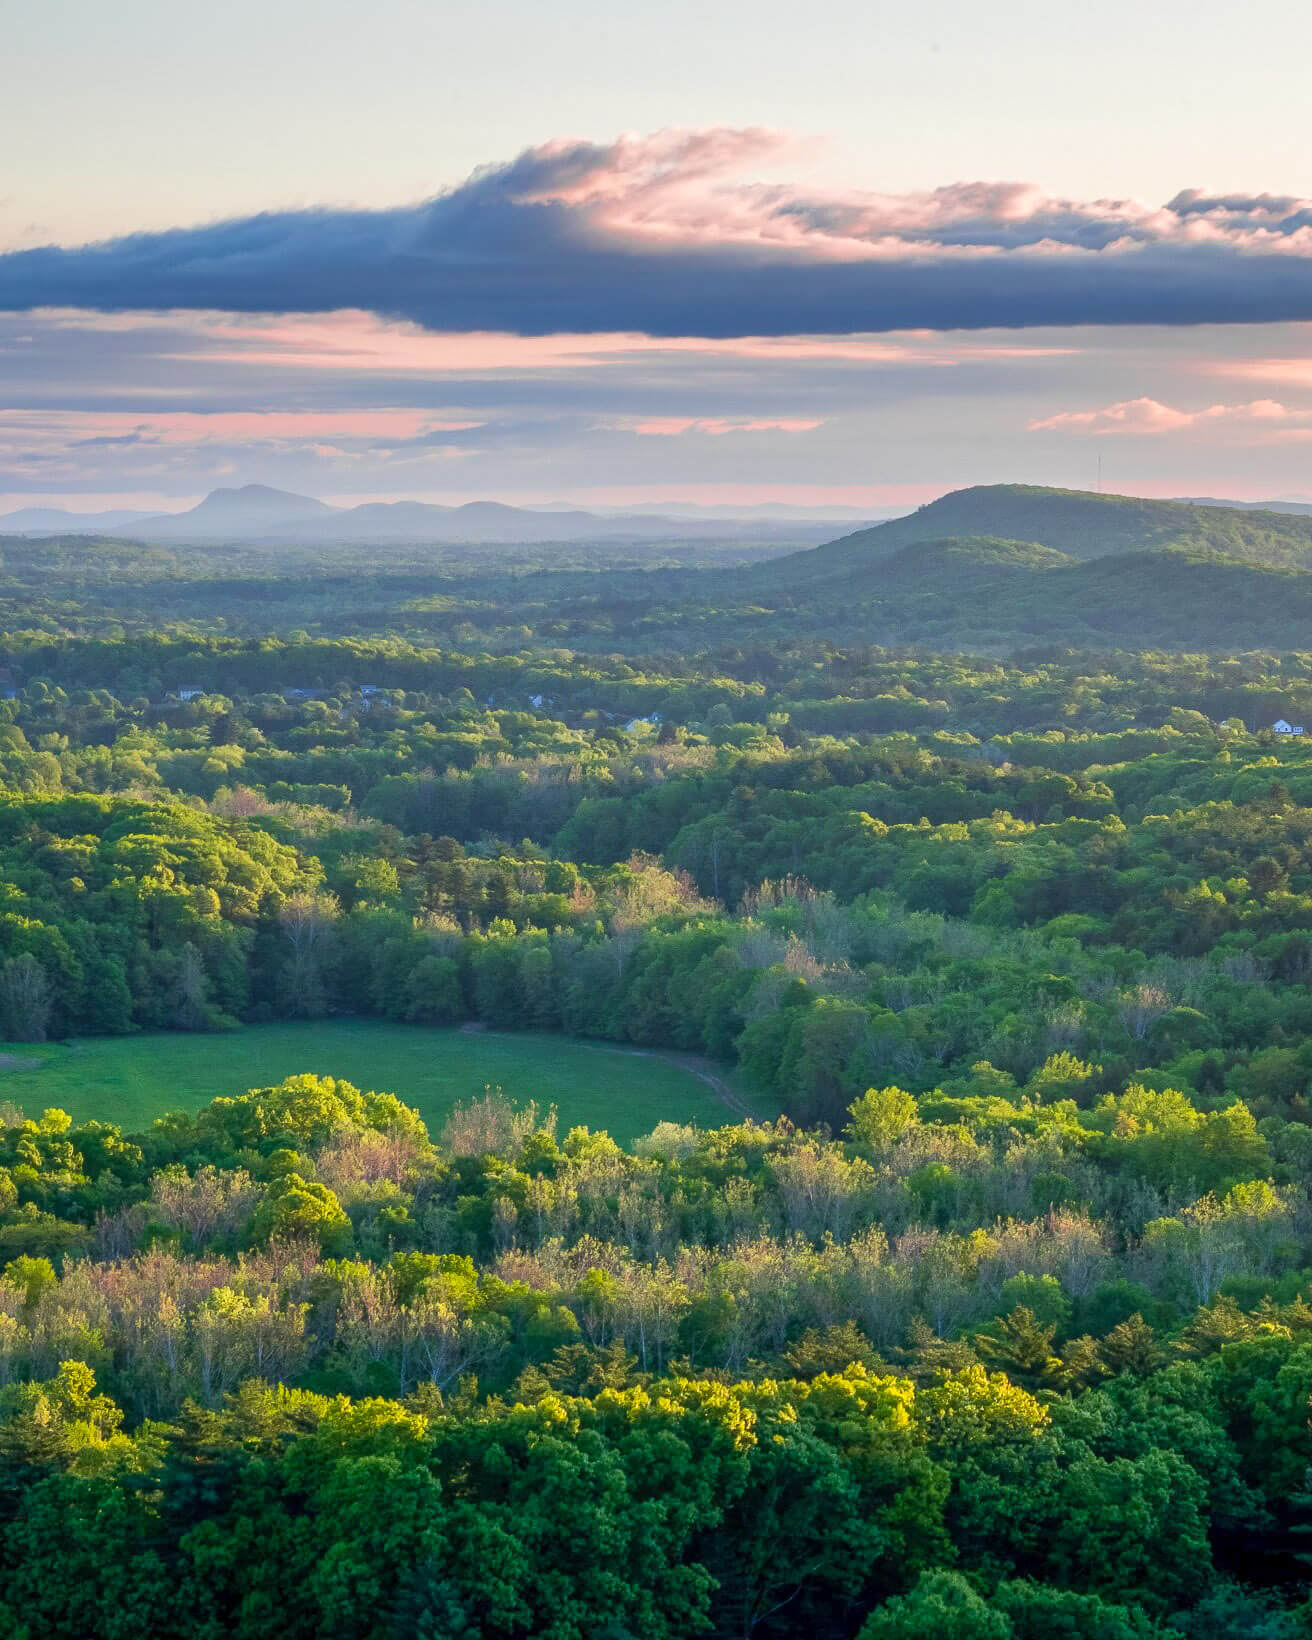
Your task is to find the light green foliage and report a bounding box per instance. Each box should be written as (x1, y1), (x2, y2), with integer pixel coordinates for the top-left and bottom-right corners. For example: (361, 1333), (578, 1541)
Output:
(848, 1086), (921, 1148)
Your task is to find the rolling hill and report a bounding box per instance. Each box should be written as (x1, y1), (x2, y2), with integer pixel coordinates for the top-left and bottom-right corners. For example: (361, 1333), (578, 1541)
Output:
(708, 490), (1312, 650)
(758, 484), (1312, 591)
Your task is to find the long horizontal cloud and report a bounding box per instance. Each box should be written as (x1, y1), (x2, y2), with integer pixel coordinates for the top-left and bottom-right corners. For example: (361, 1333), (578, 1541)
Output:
(1029, 396), (1312, 437)
(5, 130), (1312, 335)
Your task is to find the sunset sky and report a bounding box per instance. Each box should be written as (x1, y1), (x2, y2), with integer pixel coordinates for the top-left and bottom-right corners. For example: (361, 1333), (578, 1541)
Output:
(5, 0), (1312, 513)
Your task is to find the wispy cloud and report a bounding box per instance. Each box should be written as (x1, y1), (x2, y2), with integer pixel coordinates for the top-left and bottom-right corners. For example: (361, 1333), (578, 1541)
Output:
(5, 130), (1312, 336)
(1208, 356), (1312, 390)
(1029, 397), (1312, 437)
(0, 408), (480, 444)
(627, 416), (823, 436)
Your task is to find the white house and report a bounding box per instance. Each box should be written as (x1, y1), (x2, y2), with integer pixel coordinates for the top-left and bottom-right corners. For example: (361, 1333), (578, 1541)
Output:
(1273, 719), (1305, 736)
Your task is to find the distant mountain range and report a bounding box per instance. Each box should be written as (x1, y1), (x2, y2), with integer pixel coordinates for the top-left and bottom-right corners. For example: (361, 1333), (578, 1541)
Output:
(1174, 497), (1312, 518)
(0, 485), (884, 546)
(0, 506), (157, 532)
(6, 482), (1310, 548)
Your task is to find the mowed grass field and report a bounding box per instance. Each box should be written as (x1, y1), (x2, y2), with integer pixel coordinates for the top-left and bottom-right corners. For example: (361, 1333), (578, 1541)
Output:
(0, 1022), (758, 1146)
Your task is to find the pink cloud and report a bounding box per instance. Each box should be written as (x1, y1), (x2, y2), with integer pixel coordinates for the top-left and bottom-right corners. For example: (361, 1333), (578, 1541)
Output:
(1028, 396), (1311, 437)
(462, 137), (1312, 268)
(1209, 355), (1312, 390)
(16, 308), (1082, 408)
(72, 308), (1072, 373)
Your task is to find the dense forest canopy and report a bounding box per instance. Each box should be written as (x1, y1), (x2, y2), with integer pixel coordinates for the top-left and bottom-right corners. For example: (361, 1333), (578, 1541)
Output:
(7, 487), (1312, 1634)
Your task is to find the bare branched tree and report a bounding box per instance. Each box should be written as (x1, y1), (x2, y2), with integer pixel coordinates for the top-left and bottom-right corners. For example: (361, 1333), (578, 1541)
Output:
(0, 954), (51, 1042)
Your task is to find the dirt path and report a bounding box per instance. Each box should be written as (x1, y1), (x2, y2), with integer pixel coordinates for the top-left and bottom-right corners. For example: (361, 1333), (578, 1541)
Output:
(460, 1027), (759, 1124)
(631, 1050), (759, 1123)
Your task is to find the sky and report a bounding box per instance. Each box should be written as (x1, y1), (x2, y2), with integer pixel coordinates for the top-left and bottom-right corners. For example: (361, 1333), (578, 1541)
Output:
(4, 0), (1312, 513)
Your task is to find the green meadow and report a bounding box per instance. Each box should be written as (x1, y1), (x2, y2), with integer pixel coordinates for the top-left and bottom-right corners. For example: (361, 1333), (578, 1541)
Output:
(0, 1022), (755, 1146)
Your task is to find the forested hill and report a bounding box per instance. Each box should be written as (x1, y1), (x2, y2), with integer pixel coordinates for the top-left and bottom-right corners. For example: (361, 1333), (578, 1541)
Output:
(758, 541), (1312, 649)
(760, 484), (1312, 587)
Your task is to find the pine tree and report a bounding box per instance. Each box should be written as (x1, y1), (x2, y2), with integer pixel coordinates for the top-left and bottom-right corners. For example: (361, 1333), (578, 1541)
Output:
(973, 1305), (1064, 1391)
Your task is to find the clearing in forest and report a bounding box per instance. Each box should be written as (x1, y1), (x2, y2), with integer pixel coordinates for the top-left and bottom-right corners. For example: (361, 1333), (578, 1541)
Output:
(0, 1021), (762, 1146)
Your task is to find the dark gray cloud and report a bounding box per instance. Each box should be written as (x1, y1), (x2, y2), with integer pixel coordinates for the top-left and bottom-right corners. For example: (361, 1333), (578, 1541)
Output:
(4, 130), (1312, 335)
